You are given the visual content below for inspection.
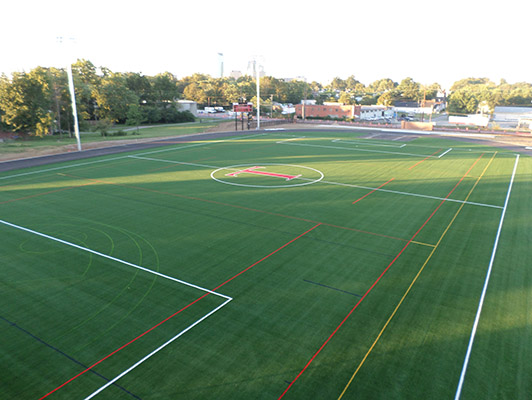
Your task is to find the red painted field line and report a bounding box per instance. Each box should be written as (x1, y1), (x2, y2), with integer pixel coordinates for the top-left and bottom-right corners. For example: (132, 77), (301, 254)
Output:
(0, 182), (97, 205)
(39, 223), (321, 399)
(62, 173), (409, 243)
(352, 178), (395, 205)
(408, 149), (442, 170)
(278, 153), (484, 399)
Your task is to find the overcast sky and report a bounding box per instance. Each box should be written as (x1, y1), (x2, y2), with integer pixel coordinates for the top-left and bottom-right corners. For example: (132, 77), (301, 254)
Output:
(1, 0), (530, 89)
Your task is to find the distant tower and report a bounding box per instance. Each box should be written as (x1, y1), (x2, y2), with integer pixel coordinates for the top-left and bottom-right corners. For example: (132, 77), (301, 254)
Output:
(218, 53), (224, 78)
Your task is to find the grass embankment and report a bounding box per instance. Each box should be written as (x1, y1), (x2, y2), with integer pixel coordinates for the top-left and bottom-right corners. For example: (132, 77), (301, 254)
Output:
(0, 121), (223, 160)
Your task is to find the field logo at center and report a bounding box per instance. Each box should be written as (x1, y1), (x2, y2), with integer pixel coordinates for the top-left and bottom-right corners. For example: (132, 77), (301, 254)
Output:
(226, 166), (301, 181)
(211, 163), (323, 188)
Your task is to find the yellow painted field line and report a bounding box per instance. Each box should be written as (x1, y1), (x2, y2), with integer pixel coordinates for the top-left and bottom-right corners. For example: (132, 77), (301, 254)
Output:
(411, 240), (436, 248)
(337, 152), (497, 399)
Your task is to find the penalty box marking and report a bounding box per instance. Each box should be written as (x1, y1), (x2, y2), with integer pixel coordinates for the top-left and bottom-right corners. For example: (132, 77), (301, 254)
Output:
(0, 219), (232, 399)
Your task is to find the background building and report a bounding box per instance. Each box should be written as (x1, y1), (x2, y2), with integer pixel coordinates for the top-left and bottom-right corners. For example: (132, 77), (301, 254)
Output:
(177, 100), (198, 116)
(295, 103), (360, 119)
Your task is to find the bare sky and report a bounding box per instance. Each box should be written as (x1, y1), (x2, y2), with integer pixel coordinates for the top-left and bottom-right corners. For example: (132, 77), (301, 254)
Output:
(2, 0), (530, 89)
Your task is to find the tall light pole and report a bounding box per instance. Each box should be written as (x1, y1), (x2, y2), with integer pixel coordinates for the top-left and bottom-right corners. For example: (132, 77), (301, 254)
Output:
(58, 36), (81, 151)
(256, 60), (260, 129)
(66, 63), (81, 151)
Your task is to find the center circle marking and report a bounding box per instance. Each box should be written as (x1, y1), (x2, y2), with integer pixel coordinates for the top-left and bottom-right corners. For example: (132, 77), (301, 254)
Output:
(211, 163), (324, 188)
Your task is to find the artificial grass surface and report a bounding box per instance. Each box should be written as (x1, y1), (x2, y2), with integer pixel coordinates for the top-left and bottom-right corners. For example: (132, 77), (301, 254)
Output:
(0, 129), (530, 399)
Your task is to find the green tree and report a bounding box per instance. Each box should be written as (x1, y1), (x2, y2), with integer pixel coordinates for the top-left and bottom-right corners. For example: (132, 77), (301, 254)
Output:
(377, 91), (394, 106)
(285, 80), (311, 104)
(338, 91), (355, 105)
(328, 77), (346, 91)
(126, 103), (144, 132)
(397, 77), (422, 101)
(221, 81), (240, 104)
(150, 72), (179, 102)
(48, 67), (70, 136)
(447, 88), (479, 114)
(0, 68), (53, 136)
(183, 82), (208, 104)
(71, 59), (101, 121)
(422, 83), (442, 100)
(93, 74), (139, 123)
(369, 78), (396, 93)
(125, 72), (153, 104)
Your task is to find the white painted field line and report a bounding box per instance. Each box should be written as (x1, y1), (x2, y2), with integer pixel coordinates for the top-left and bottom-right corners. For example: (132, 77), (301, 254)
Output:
(392, 136), (407, 141)
(295, 176), (503, 209)
(332, 139), (405, 149)
(278, 141), (439, 158)
(0, 155), (128, 181)
(454, 154), (520, 400)
(128, 155), (220, 169)
(84, 297), (232, 400)
(133, 132), (267, 158)
(1, 218), (233, 399)
(438, 148), (453, 158)
(132, 142), (215, 157)
(276, 136), (306, 143)
(0, 219), (230, 300)
(128, 156), (245, 175)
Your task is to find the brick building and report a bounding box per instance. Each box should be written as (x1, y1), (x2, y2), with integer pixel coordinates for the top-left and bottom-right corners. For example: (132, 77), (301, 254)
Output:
(295, 103), (361, 119)
(295, 103), (393, 120)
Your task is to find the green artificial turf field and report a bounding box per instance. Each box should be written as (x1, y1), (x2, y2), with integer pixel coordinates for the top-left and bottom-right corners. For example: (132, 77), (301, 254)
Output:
(1, 129), (530, 399)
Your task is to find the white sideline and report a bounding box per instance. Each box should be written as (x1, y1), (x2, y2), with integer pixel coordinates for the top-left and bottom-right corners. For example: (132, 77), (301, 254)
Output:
(84, 297), (232, 400)
(454, 154), (520, 400)
(0, 219), (231, 300)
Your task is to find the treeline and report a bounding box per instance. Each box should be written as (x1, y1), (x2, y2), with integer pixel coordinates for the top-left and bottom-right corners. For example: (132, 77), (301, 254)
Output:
(0, 60), (196, 137)
(1, 59), (532, 137)
(446, 78), (532, 115)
